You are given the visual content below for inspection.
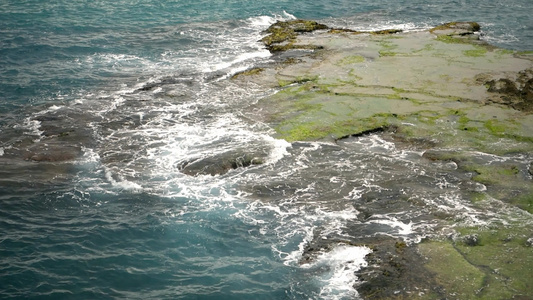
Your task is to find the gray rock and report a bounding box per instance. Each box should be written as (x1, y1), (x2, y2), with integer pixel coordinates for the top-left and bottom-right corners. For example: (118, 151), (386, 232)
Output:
(430, 22), (481, 37)
(178, 149), (268, 176)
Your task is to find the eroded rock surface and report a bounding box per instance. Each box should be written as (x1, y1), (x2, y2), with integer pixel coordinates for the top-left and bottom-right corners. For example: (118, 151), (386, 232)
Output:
(233, 20), (533, 299)
(178, 149), (268, 176)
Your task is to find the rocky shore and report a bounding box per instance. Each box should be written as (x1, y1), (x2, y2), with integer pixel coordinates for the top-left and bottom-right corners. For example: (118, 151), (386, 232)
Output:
(234, 20), (533, 299)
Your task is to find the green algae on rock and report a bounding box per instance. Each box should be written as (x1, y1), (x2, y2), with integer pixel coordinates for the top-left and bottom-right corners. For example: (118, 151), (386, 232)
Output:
(261, 20), (329, 52)
(251, 20), (533, 145)
(241, 20), (533, 299)
(429, 21), (481, 36)
(419, 241), (486, 298)
(419, 222), (533, 299)
(230, 67), (264, 79)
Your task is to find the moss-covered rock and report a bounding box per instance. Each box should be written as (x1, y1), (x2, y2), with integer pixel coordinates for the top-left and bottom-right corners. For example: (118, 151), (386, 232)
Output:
(418, 222), (533, 299)
(485, 73), (533, 112)
(261, 20), (328, 52)
(328, 28), (403, 36)
(429, 21), (481, 36)
(241, 20), (533, 298)
(419, 241), (486, 298)
(230, 67), (264, 79)
(456, 226), (533, 296)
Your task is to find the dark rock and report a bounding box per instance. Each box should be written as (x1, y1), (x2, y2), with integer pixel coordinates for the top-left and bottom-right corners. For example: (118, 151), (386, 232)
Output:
(261, 20), (328, 52)
(430, 22), (481, 36)
(328, 28), (403, 35)
(372, 29), (403, 35)
(335, 125), (390, 142)
(33, 115), (61, 122)
(518, 78), (533, 111)
(39, 124), (72, 137)
(487, 78), (520, 94)
(24, 143), (81, 162)
(486, 75), (533, 112)
(231, 68), (264, 80)
(298, 232), (443, 299)
(20, 114), (90, 162)
(528, 162), (533, 176)
(178, 149), (268, 176)
(328, 28), (361, 34)
(354, 237), (442, 299)
(136, 76), (194, 92)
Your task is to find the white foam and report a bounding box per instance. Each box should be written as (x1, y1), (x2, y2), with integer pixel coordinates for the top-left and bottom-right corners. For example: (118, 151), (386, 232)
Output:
(326, 18), (423, 34)
(80, 147), (101, 163)
(317, 206), (360, 221)
(483, 32), (519, 47)
(250, 11), (296, 26)
(104, 168), (143, 192)
(248, 15), (277, 28)
(369, 215), (413, 235)
(345, 187), (364, 200)
(38, 105), (63, 113)
(301, 244), (372, 300)
(15, 118), (43, 140)
(277, 224), (316, 266)
(204, 49), (272, 76)
(264, 136), (292, 164)
(86, 53), (146, 66)
(281, 11), (297, 21)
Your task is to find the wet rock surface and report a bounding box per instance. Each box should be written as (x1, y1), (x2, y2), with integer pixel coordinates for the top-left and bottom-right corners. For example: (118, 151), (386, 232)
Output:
(236, 20), (533, 299)
(429, 21), (481, 37)
(261, 20), (329, 52)
(242, 20), (533, 146)
(178, 148), (268, 176)
(355, 239), (441, 299)
(299, 236), (442, 299)
(485, 70), (533, 112)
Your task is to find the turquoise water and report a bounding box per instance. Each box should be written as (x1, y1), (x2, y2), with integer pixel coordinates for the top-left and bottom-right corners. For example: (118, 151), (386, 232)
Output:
(1, 1), (532, 299)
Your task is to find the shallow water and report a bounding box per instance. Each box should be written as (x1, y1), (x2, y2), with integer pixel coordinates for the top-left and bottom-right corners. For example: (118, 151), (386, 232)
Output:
(1, 1), (532, 299)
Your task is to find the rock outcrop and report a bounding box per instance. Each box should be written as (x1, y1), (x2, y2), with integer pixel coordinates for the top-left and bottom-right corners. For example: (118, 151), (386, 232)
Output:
(178, 149), (267, 176)
(235, 19), (533, 299)
(261, 20), (329, 52)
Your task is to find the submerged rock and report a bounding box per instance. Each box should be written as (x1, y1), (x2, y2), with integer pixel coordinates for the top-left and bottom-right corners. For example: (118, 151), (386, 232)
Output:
(135, 76), (194, 92)
(24, 144), (81, 162)
(4, 110), (96, 163)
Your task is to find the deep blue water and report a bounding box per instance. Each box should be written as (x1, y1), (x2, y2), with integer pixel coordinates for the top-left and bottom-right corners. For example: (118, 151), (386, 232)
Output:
(1, 1), (532, 299)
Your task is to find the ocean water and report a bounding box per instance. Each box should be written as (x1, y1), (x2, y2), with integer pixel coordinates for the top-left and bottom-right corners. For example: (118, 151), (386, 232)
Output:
(0, 0), (532, 299)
